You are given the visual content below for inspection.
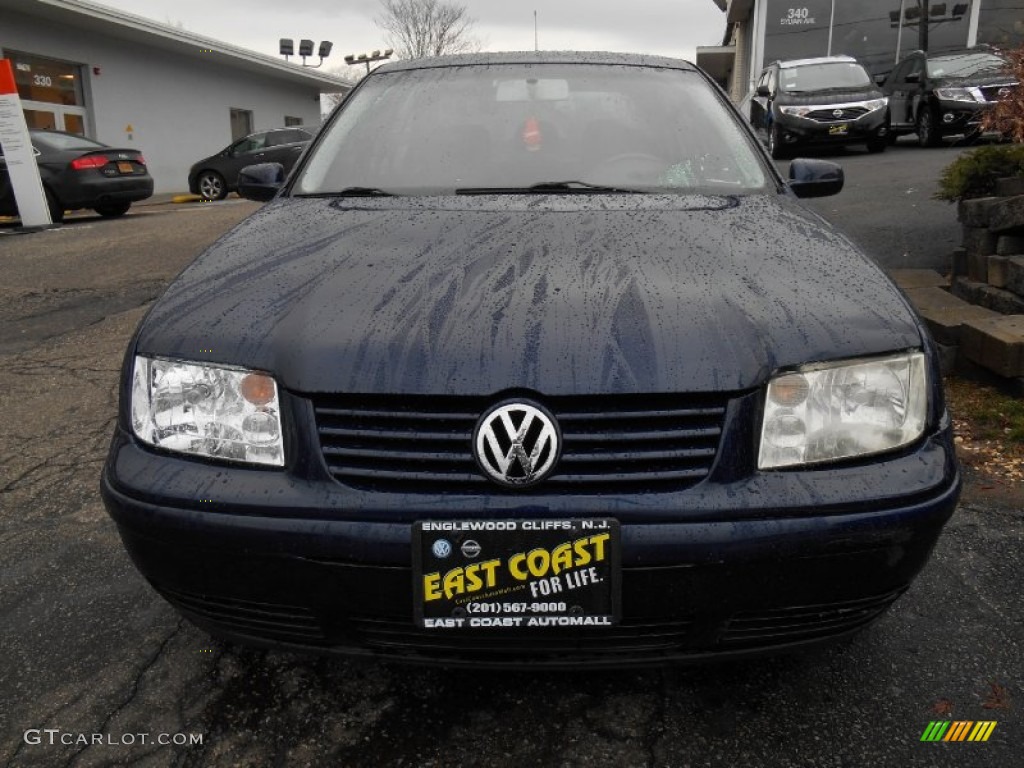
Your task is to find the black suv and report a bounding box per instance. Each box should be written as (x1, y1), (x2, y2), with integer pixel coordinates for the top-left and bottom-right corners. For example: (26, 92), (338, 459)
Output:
(882, 49), (1015, 147)
(188, 127), (313, 200)
(749, 56), (888, 158)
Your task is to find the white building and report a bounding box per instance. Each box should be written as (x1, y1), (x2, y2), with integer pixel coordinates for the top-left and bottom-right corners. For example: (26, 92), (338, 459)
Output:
(0, 0), (351, 193)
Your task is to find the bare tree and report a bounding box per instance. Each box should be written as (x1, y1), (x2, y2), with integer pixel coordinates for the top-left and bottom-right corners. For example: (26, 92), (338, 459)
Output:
(320, 66), (362, 115)
(376, 0), (479, 60)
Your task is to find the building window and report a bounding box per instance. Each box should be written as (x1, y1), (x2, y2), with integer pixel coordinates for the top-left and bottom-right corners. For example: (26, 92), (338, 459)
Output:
(6, 49), (88, 133)
(976, 0), (1024, 48)
(230, 108), (253, 141)
(9, 50), (84, 106)
(762, 0), (978, 77)
(284, 115), (303, 126)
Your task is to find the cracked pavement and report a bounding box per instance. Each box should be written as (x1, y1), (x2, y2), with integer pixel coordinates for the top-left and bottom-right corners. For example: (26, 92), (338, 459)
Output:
(1, 157), (1021, 768)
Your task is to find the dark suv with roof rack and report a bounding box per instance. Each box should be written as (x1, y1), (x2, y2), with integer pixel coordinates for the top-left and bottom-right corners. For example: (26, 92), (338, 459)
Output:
(749, 56), (888, 158)
(882, 49), (1015, 146)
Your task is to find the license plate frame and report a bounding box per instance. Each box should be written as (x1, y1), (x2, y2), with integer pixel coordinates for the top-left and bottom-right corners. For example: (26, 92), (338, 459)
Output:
(828, 123), (849, 136)
(412, 519), (620, 630)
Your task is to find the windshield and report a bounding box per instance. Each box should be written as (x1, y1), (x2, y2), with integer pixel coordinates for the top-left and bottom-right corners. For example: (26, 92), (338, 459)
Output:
(927, 52), (1006, 79)
(779, 62), (872, 92)
(295, 63), (768, 196)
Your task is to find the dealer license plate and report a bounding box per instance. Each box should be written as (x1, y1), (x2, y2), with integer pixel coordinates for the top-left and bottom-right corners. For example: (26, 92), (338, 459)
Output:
(413, 519), (620, 630)
(828, 124), (849, 136)
(117, 161), (134, 173)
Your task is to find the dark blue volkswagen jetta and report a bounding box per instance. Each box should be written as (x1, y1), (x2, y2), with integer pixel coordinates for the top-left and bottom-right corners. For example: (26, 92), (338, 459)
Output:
(101, 52), (959, 666)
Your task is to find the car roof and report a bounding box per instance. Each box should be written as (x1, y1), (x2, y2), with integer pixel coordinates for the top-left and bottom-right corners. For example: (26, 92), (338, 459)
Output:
(927, 48), (1005, 61)
(374, 51), (697, 74)
(776, 55), (859, 69)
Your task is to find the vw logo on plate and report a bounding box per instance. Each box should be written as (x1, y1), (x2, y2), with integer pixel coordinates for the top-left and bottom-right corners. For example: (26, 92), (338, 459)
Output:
(432, 539), (452, 558)
(474, 401), (560, 488)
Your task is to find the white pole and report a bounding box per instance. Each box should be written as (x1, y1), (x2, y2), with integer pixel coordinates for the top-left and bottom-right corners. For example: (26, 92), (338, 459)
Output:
(895, 0), (906, 64)
(534, 11), (538, 51)
(967, 0), (981, 47)
(827, 0), (836, 55)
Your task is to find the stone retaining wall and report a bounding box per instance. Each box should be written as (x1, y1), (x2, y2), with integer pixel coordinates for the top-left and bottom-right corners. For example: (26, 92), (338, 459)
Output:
(928, 186), (1024, 385)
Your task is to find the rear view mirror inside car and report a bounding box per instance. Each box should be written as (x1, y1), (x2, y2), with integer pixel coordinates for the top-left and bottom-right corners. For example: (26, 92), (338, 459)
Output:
(496, 78), (570, 101)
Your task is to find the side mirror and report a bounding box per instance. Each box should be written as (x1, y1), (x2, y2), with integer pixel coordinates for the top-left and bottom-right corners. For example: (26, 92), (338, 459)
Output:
(756, 84), (770, 97)
(788, 158), (844, 198)
(875, 73), (887, 86)
(237, 162), (285, 202)
(905, 72), (920, 84)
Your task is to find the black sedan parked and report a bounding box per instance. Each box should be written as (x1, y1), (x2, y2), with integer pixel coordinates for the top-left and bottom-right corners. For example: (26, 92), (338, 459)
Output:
(103, 52), (959, 668)
(187, 127), (312, 200)
(882, 49), (1016, 146)
(0, 130), (152, 223)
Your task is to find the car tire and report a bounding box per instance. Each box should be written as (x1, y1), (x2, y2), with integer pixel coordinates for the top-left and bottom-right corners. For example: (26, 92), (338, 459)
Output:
(768, 123), (787, 160)
(866, 135), (887, 153)
(44, 188), (64, 224)
(94, 201), (132, 218)
(916, 108), (942, 148)
(197, 171), (227, 201)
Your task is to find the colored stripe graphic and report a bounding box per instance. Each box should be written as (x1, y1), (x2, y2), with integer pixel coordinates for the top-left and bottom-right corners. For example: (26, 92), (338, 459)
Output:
(921, 721), (997, 742)
(921, 721), (950, 741)
(969, 722), (997, 742)
(944, 721), (972, 741)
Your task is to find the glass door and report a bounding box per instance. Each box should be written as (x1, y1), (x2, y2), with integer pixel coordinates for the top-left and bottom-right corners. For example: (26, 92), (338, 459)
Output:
(20, 103), (87, 134)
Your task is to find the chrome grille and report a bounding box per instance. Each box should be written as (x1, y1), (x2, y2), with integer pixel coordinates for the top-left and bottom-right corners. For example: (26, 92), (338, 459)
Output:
(806, 106), (869, 122)
(310, 393), (729, 493)
(979, 83), (1015, 103)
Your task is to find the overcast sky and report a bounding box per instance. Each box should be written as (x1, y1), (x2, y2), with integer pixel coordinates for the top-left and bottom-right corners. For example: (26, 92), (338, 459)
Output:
(91, 0), (727, 76)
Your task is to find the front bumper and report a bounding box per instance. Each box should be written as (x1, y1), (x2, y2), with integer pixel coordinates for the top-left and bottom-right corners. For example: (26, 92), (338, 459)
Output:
(101, 410), (960, 667)
(775, 109), (887, 147)
(934, 99), (990, 133)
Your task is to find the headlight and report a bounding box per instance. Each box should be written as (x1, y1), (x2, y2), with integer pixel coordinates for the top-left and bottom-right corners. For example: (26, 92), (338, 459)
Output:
(759, 352), (927, 470)
(779, 105), (812, 117)
(131, 357), (285, 467)
(863, 98), (887, 112)
(935, 87), (976, 103)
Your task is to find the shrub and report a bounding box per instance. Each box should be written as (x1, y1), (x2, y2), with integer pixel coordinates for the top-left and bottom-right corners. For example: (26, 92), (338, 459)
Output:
(981, 42), (1024, 143)
(935, 144), (1024, 201)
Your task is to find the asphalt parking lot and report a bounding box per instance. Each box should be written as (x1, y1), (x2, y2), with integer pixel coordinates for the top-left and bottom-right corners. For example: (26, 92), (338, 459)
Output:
(1, 142), (1021, 767)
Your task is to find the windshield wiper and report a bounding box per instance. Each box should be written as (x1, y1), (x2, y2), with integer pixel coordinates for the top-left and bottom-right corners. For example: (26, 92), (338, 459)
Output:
(301, 187), (396, 197)
(456, 181), (645, 195)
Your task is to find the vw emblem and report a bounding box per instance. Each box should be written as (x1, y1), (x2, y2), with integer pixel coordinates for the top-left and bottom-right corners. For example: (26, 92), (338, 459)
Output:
(474, 401), (560, 487)
(432, 539), (452, 558)
(998, 87), (1011, 98)
(833, 109), (844, 119)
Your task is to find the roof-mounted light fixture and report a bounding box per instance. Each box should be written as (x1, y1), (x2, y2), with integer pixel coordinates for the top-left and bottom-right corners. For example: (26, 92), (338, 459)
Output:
(344, 48), (393, 74)
(280, 38), (333, 67)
